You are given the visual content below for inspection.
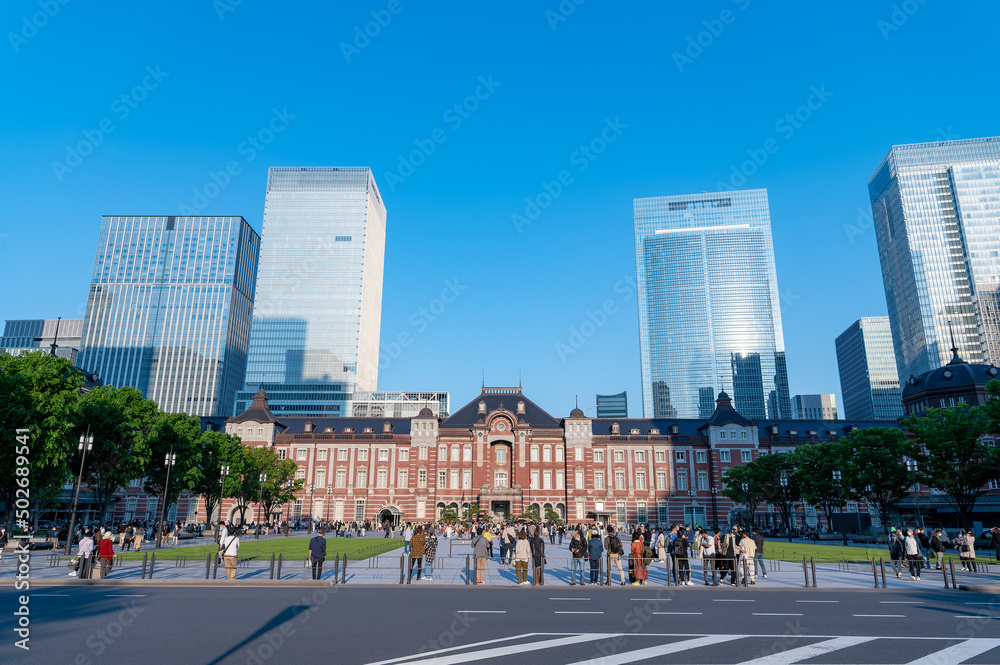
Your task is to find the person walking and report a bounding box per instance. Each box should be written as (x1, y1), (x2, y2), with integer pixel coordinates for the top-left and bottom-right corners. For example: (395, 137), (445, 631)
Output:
(503, 522), (517, 567)
(219, 529), (240, 580)
(991, 527), (1000, 563)
(698, 529), (717, 586)
(674, 531), (691, 585)
(423, 527), (438, 580)
(903, 528), (922, 580)
(604, 527), (627, 586)
(70, 529), (94, 578)
(738, 529), (757, 584)
(656, 529), (666, 567)
(96, 531), (115, 579)
(471, 527), (489, 585)
(752, 528), (767, 578)
(530, 529), (546, 586)
(403, 523), (413, 554)
(930, 529), (946, 570)
(514, 531), (531, 585)
(308, 528), (327, 580)
(0, 527), (8, 562)
(587, 530), (604, 584)
(408, 526), (427, 582)
(569, 531), (587, 585)
(630, 533), (648, 586)
(888, 531), (904, 578)
(959, 529), (978, 572)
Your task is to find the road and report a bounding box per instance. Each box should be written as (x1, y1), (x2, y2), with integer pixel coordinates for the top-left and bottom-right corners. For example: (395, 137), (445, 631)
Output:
(4, 586), (1000, 664)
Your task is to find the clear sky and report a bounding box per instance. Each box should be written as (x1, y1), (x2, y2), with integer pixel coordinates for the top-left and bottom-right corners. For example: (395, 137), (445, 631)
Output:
(2, 1), (997, 418)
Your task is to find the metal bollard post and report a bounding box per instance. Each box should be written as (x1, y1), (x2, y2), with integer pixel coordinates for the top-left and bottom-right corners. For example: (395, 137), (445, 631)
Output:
(341, 554), (347, 584)
(802, 556), (809, 588)
(213, 552), (219, 579)
(269, 554), (275, 580)
(399, 554), (405, 585)
(949, 559), (957, 589)
(149, 553), (156, 579)
(141, 553), (148, 579)
(942, 558), (950, 589)
(205, 554), (211, 580)
(872, 559), (878, 588)
(879, 558), (887, 588)
(466, 555), (471, 585)
(332, 554), (339, 585)
(810, 557), (817, 588)
(276, 553), (283, 580)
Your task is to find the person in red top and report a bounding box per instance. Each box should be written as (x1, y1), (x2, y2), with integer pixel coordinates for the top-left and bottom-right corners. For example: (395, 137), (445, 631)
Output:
(96, 532), (115, 578)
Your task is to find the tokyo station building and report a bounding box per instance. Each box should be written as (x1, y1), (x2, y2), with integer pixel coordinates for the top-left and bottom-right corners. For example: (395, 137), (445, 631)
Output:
(186, 385), (902, 530)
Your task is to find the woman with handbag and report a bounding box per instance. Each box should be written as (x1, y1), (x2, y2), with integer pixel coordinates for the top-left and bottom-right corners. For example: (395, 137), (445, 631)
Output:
(959, 530), (977, 572)
(96, 531), (115, 578)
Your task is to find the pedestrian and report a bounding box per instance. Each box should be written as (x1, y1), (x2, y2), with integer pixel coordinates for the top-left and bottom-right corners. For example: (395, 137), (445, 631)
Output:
(403, 522), (413, 553)
(752, 528), (767, 578)
(569, 531), (586, 585)
(991, 527), (1000, 563)
(698, 529), (717, 586)
(219, 529), (240, 580)
(903, 528), (922, 580)
(308, 528), (327, 580)
(738, 529), (757, 584)
(423, 527), (438, 580)
(471, 527), (489, 585)
(674, 531), (691, 585)
(70, 529), (94, 578)
(503, 522), (517, 567)
(604, 527), (627, 586)
(959, 529), (978, 572)
(96, 531), (115, 579)
(0, 527), (7, 562)
(514, 531), (530, 585)
(530, 528), (546, 585)
(656, 528), (666, 566)
(587, 529), (603, 584)
(917, 527), (931, 567)
(930, 529), (946, 570)
(888, 531), (904, 578)
(630, 533), (648, 585)
(409, 526), (426, 582)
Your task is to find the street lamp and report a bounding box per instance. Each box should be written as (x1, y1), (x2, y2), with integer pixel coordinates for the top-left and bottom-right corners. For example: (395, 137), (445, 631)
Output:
(832, 468), (844, 543)
(741, 482), (751, 527)
(284, 479), (293, 536)
(64, 430), (94, 555)
(309, 482), (316, 534)
(710, 487), (718, 528)
(780, 471), (791, 542)
(906, 459), (924, 529)
(155, 450), (176, 548)
(325, 486), (332, 524)
(214, 464), (230, 543)
(256, 472), (267, 539)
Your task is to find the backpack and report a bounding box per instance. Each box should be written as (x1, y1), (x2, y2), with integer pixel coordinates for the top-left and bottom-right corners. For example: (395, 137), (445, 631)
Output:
(642, 545), (654, 566)
(609, 535), (624, 555)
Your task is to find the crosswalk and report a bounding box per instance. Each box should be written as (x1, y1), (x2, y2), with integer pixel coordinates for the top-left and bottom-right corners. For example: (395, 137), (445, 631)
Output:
(363, 632), (1000, 665)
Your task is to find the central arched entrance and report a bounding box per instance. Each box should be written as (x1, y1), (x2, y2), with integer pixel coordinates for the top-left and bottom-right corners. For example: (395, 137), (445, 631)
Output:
(377, 506), (402, 527)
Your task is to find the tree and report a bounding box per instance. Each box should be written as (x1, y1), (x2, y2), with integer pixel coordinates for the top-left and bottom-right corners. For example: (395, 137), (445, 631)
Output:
(756, 452), (800, 531)
(259, 454), (301, 523)
(190, 430), (245, 525)
(903, 405), (1000, 529)
(462, 502), (483, 522)
(793, 442), (848, 531)
(516, 506), (541, 522)
(0, 352), (83, 531)
(544, 506), (563, 525)
(144, 413), (203, 524)
(77, 386), (159, 523)
(841, 428), (917, 535)
(721, 463), (768, 526)
(439, 506), (459, 523)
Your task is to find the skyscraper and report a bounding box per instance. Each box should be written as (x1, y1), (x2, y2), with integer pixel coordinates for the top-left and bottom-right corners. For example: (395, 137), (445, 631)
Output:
(78, 215), (259, 416)
(2, 318), (83, 362)
(791, 394), (838, 420)
(236, 167), (386, 416)
(633, 188), (791, 420)
(595, 391), (628, 418)
(870, 137), (1000, 382)
(835, 317), (904, 420)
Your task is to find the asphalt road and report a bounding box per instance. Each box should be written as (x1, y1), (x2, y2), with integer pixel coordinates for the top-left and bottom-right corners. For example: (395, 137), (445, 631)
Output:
(5, 586), (1000, 664)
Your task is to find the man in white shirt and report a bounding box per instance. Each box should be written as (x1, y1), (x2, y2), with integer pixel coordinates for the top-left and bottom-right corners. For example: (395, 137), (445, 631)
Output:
(71, 530), (94, 578)
(220, 532), (240, 580)
(904, 528), (922, 580)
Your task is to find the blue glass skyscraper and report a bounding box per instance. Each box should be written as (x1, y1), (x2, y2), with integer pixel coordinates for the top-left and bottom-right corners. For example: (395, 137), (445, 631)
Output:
(78, 215), (259, 416)
(835, 317), (903, 420)
(633, 189), (791, 420)
(869, 137), (1000, 382)
(235, 167), (386, 416)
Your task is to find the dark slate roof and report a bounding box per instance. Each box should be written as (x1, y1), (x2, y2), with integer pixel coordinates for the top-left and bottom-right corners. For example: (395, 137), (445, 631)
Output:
(418, 407), (434, 417)
(698, 391), (754, 431)
(441, 388), (562, 429)
(901, 348), (1000, 399)
(281, 417), (411, 435)
(228, 387), (286, 429)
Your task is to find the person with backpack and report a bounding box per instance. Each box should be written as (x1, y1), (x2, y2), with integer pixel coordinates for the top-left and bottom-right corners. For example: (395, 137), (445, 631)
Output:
(587, 529), (604, 584)
(674, 530), (691, 585)
(603, 527), (626, 585)
(569, 531), (587, 585)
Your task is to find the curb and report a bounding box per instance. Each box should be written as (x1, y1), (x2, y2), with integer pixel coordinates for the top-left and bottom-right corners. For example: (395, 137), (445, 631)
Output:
(958, 585), (1000, 593)
(26, 579), (334, 588)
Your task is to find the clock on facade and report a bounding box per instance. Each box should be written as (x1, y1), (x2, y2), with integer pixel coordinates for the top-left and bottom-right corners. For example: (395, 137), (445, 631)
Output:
(496, 421), (507, 431)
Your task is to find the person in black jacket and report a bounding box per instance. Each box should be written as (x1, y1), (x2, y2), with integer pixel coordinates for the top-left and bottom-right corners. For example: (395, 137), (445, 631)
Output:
(916, 527), (931, 567)
(930, 529), (947, 570)
(990, 527), (1000, 562)
(530, 531), (546, 585)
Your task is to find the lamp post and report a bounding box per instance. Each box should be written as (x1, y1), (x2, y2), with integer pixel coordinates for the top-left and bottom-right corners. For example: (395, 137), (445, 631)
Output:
(780, 471), (792, 542)
(832, 468), (844, 544)
(155, 450), (176, 548)
(214, 464), (230, 543)
(309, 482), (316, 534)
(325, 486), (332, 525)
(906, 459), (923, 529)
(64, 430), (94, 555)
(256, 472), (267, 539)
(710, 487), (718, 528)
(284, 480), (293, 536)
(741, 482), (751, 527)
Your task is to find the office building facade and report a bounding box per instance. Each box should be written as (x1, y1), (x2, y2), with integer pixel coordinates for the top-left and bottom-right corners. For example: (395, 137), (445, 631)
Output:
(595, 391), (628, 418)
(1, 317), (83, 362)
(633, 188), (791, 420)
(791, 394), (838, 420)
(78, 215), (259, 416)
(835, 317), (904, 420)
(870, 137), (1000, 382)
(236, 167), (386, 417)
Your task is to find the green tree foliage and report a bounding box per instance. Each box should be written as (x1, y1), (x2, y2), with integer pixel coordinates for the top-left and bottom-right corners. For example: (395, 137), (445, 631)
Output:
(793, 442), (848, 530)
(439, 506), (459, 523)
(755, 452), (800, 531)
(259, 452), (301, 524)
(903, 405), (999, 529)
(0, 352), (83, 530)
(721, 463), (768, 525)
(190, 430), (245, 524)
(544, 506), (563, 525)
(840, 427), (917, 535)
(144, 413), (204, 522)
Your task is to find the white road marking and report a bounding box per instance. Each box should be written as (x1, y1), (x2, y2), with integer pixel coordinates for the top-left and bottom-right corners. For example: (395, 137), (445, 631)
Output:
(362, 633), (541, 665)
(954, 615), (1000, 619)
(752, 613), (803, 616)
(964, 602), (999, 605)
(632, 598), (671, 601)
(904, 638), (1000, 664)
(554, 611), (604, 614)
(880, 600), (924, 604)
(853, 614), (906, 617)
(455, 610), (505, 614)
(105, 594), (147, 597)
(31, 594), (70, 597)
(795, 600), (838, 603)
(561, 635), (742, 665)
(736, 636), (876, 665)
(368, 633), (618, 665)
(653, 611), (702, 615)
(713, 598), (755, 602)
(549, 597), (590, 601)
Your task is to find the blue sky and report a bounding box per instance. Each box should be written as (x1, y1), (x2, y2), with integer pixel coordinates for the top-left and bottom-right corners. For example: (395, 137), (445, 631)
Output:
(2, 1), (997, 417)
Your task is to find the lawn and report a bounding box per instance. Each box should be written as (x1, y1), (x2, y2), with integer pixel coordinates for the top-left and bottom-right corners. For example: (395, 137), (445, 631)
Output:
(109, 537), (402, 562)
(761, 539), (987, 566)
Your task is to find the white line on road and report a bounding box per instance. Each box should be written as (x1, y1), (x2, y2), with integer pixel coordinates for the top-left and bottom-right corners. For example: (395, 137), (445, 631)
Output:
(367, 633), (619, 665)
(795, 600), (838, 603)
(904, 638), (1000, 664)
(954, 615), (1000, 620)
(105, 594), (147, 597)
(880, 600), (924, 604)
(713, 598), (755, 602)
(561, 635), (742, 665)
(653, 611), (702, 615)
(632, 598), (671, 601)
(964, 602), (999, 605)
(549, 597), (590, 601)
(853, 614), (906, 617)
(455, 610), (506, 614)
(735, 636), (877, 665)
(31, 594), (69, 597)
(554, 611), (604, 614)
(752, 613), (803, 616)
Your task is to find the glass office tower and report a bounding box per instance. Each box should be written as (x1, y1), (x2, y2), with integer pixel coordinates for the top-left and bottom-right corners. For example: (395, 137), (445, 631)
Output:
(870, 137), (1000, 381)
(236, 167), (386, 416)
(595, 391), (628, 418)
(791, 394), (838, 420)
(835, 317), (903, 420)
(634, 188), (791, 420)
(78, 216), (259, 416)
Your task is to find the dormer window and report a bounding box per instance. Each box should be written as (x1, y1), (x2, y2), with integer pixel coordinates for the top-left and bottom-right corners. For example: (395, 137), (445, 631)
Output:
(304, 422), (314, 433)
(788, 430), (798, 436)
(343, 427), (354, 434)
(517, 401), (525, 414)
(629, 428), (640, 435)
(720, 431), (727, 439)
(611, 422), (620, 435)
(670, 424), (679, 435)
(770, 424), (779, 436)
(827, 430), (837, 436)
(363, 427), (373, 434)
(324, 427), (334, 433)
(478, 401), (487, 414)
(649, 429), (660, 435)
(383, 422), (393, 433)
(807, 430), (818, 436)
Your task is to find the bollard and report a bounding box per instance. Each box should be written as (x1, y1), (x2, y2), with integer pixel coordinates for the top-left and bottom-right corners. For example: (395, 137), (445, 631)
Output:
(810, 557), (817, 588)
(802, 556), (809, 588)
(269, 554), (275, 580)
(872, 559), (879, 588)
(949, 559), (957, 589)
(399, 554), (405, 585)
(277, 553), (283, 580)
(332, 554), (339, 585)
(466, 555), (471, 585)
(942, 558), (950, 589)
(341, 554), (347, 585)
(141, 553), (148, 579)
(879, 558), (887, 588)
(213, 552), (219, 579)
(205, 554), (211, 580)
(149, 553), (156, 579)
